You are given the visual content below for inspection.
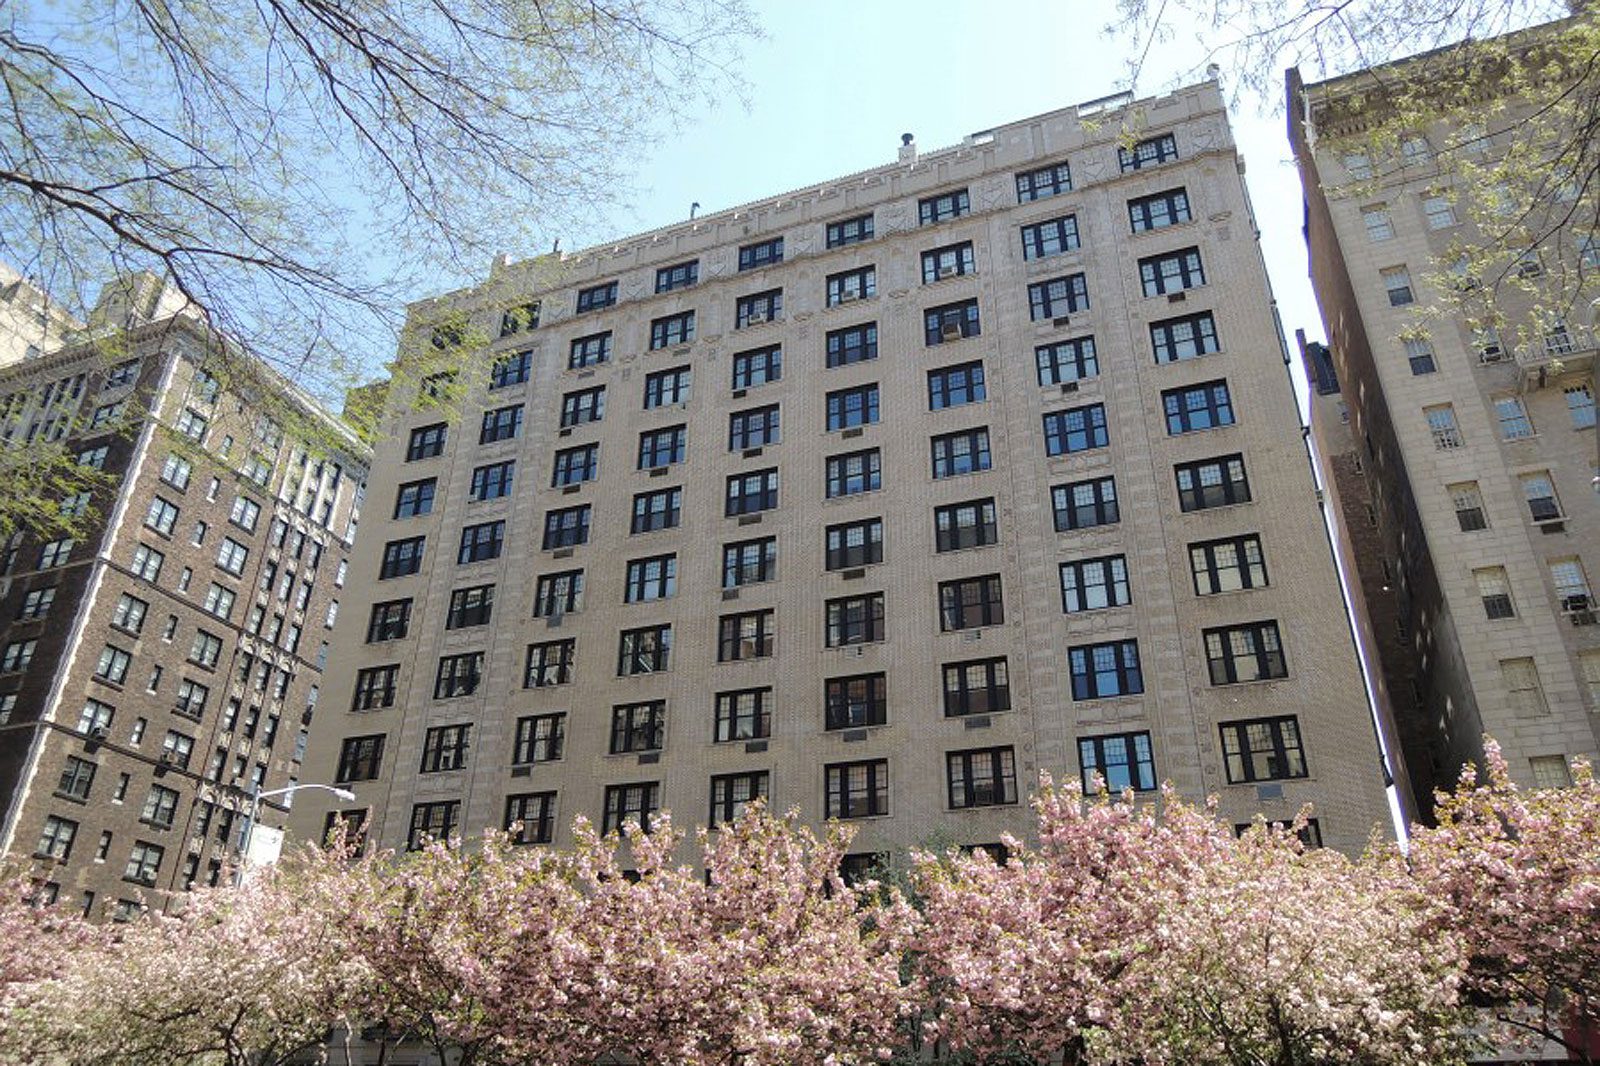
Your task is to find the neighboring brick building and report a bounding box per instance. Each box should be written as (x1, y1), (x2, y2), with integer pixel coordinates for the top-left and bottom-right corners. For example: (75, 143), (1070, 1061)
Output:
(0, 273), (368, 917)
(292, 79), (1393, 863)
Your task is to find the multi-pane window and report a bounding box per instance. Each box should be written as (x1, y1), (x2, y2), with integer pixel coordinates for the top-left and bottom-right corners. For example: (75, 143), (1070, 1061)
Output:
(514, 713), (566, 765)
(939, 575), (1004, 631)
(1020, 217), (1080, 260)
(1425, 404), (1463, 450)
(18, 587), (55, 620)
(1176, 455), (1250, 512)
(1163, 381), (1235, 434)
(1, 639), (36, 672)
(505, 792), (557, 845)
(525, 639), (575, 688)
(459, 520), (505, 563)
(827, 760), (889, 818)
(111, 593), (148, 634)
(1564, 384), (1596, 429)
(1139, 247), (1205, 296)
(1028, 274), (1089, 320)
(826, 518), (884, 570)
(825, 672), (887, 730)
(95, 644), (131, 684)
(367, 599), (411, 643)
(710, 772), (770, 826)
(947, 746), (1017, 808)
(1079, 732), (1156, 793)
(558, 387), (606, 430)
(922, 242), (976, 281)
(738, 238), (783, 271)
(175, 408), (209, 442)
(1043, 403), (1109, 456)
(609, 701), (665, 754)
(644, 366), (691, 408)
(532, 569), (584, 617)
(551, 443), (599, 486)
(40, 538), (75, 569)
(1494, 396), (1534, 440)
(826, 384), (879, 430)
(161, 730), (195, 768)
(1382, 267), (1415, 306)
(379, 536), (425, 579)
(1529, 756), (1571, 790)
(36, 816), (78, 860)
(201, 583), (235, 620)
(723, 537), (777, 587)
(718, 609), (775, 662)
(351, 666), (398, 711)
(943, 657), (1010, 716)
(500, 300), (540, 336)
(488, 350), (532, 391)
(420, 723), (471, 773)
(928, 361), (986, 410)
(925, 300), (980, 344)
(77, 700), (114, 734)
(393, 479), (436, 519)
(624, 554), (676, 603)
(145, 496), (179, 536)
(1118, 132), (1178, 171)
(569, 331), (612, 369)
(445, 585), (494, 629)
(637, 425), (686, 469)
(736, 288), (783, 328)
(731, 345), (782, 389)
(631, 487), (682, 534)
(602, 783), (660, 834)
(469, 461), (514, 501)
(1036, 337), (1098, 386)
(1052, 477), (1119, 532)
(826, 593), (885, 647)
(1551, 558), (1592, 610)
(825, 449), (882, 498)
(160, 453), (191, 490)
(827, 214), (874, 248)
(713, 687), (771, 742)
(575, 281), (617, 313)
(934, 498), (998, 552)
(1361, 204), (1395, 241)
(229, 496), (261, 532)
(124, 841), (164, 885)
(729, 404), (780, 450)
(826, 324), (877, 367)
(128, 542), (161, 579)
(57, 756), (96, 800)
(1220, 716), (1307, 783)
(408, 800), (460, 850)
(618, 625), (671, 675)
(1068, 640), (1144, 700)
(931, 428), (991, 478)
(1128, 188), (1191, 232)
(433, 652), (484, 699)
(140, 784), (180, 829)
(1190, 534), (1268, 594)
(1421, 193), (1456, 229)
(1501, 658), (1549, 716)
(656, 259), (699, 293)
(1475, 566), (1516, 619)
(1403, 338), (1436, 375)
(1204, 621), (1288, 684)
(1450, 482), (1488, 531)
(1151, 312), (1220, 364)
(726, 468), (778, 516)
(1519, 472), (1561, 521)
(826, 266), (876, 306)
(336, 735), (385, 782)
(1060, 555), (1130, 612)
(919, 188), (969, 225)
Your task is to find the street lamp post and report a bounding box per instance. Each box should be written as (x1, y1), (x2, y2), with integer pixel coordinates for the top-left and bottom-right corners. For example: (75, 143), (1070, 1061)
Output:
(236, 781), (355, 884)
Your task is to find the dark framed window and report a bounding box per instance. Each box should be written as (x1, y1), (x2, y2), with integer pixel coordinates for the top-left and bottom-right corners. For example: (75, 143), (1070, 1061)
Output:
(617, 624), (671, 676)
(826, 760), (888, 818)
(934, 498), (998, 552)
(1079, 732), (1155, 792)
(826, 383), (879, 430)
(141, 784), (181, 829)
(925, 299), (980, 344)
(609, 701), (665, 754)
(931, 428), (991, 478)
(1175, 454), (1250, 512)
(500, 300), (540, 336)
(718, 609), (775, 662)
(335, 734), (385, 782)
(826, 448), (881, 498)
(406, 423), (447, 461)
(602, 782), (660, 834)
(826, 593), (885, 647)
(731, 345), (782, 389)
(825, 672), (886, 730)
(623, 554), (676, 603)
(922, 242), (975, 282)
(644, 366), (691, 408)
(637, 426), (686, 469)
(725, 468), (778, 516)
(729, 404), (780, 450)
(736, 289), (783, 328)
(489, 350), (531, 389)
(826, 323), (877, 367)
(514, 713), (565, 764)
(827, 266), (876, 306)
(826, 214), (874, 248)
(575, 281), (617, 313)
(541, 505), (590, 550)
(710, 771), (770, 826)
(1220, 715), (1307, 783)
(1068, 640), (1144, 700)
(525, 639), (575, 688)
(558, 388), (604, 429)
(1163, 380), (1235, 434)
(393, 479), (436, 519)
(631, 487), (682, 534)
(433, 652), (483, 699)
(1204, 621), (1288, 685)
(569, 331), (612, 369)
(918, 188), (969, 225)
(713, 687), (771, 742)
(1028, 274), (1089, 320)
(408, 800), (460, 850)
(1043, 403), (1109, 456)
(505, 792), (557, 845)
(738, 238), (783, 271)
(1118, 132), (1178, 172)
(445, 584), (494, 629)
(1060, 555), (1130, 612)
(947, 746), (1017, 808)
(551, 443), (599, 486)
(1129, 188), (1192, 232)
(722, 536), (777, 588)
(1190, 534), (1268, 595)
(943, 657), (1010, 716)
(351, 666), (399, 711)
(532, 569), (583, 617)
(420, 723), (471, 773)
(928, 361), (986, 410)
(1020, 217), (1079, 260)
(656, 260), (699, 293)
(1139, 247), (1206, 296)
(1151, 312), (1220, 363)
(379, 537), (425, 579)
(826, 517), (883, 570)
(650, 311), (695, 350)
(469, 461), (515, 501)
(1016, 160), (1072, 202)
(482, 404), (525, 443)
(939, 574), (1004, 631)
(1036, 337), (1099, 386)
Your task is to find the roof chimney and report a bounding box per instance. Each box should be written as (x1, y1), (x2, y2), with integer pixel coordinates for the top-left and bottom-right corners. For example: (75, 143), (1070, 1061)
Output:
(899, 132), (917, 164)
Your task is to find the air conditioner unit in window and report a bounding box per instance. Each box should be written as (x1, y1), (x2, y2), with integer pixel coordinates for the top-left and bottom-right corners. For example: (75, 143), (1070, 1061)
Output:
(744, 311), (767, 326)
(940, 322), (963, 341)
(1561, 594), (1592, 613)
(1478, 348), (1506, 364)
(159, 751), (175, 765)
(839, 291), (860, 304)
(88, 726), (109, 741)
(938, 265), (959, 279)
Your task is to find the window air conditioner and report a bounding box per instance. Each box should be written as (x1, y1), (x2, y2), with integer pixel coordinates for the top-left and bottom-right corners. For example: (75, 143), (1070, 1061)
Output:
(939, 265), (959, 279)
(745, 311), (767, 326)
(940, 322), (963, 341)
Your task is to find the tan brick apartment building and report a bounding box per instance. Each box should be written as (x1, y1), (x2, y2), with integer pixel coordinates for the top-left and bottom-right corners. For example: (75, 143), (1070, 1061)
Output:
(292, 79), (1393, 862)
(0, 273), (368, 916)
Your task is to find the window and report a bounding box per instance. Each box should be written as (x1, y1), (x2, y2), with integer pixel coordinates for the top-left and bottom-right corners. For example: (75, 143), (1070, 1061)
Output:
(1422, 193), (1456, 229)
(649, 312), (695, 350)
(160, 453), (192, 490)
(718, 609), (775, 662)
(943, 657), (1010, 716)
(1068, 640), (1144, 700)
(111, 593), (148, 634)
(1565, 384), (1596, 429)
(824, 672), (886, 730)
(723, 537), (777, 588)
(1163, 381), (1235, 434)
(105, 358), (141, 388)
(1495, 396), (1534, 440)
(188, 630), (221, 669)
(505, 792), (557, 845)
(482, 404), (526, 442)
(1016, 160), (1071, 201)
(1019, 217), (1080, 261)
(1220, 716), (1307, 783)
(1551, 559), (1592, 610)
(827, 267), (876, 306)
(379, 536), (425, 579)
(94, 644), (131, 684)
(500, 300), (541, 336)
(819, 211), (875, 247)
(78, 445), (109, 469)
(1519, 472), (1561, 521)
(1530, 756), (1571, 790)
(408, 800), (461, 849)
(1151, 312), (1220, 364)
(656, 259), (699, 293)
(18, 586), (55, 620)
(201, 583), (235, 621)
(1361, 204), (1395, 241)
(602, 783), (660, 834)
(141, 784), (180, 829)
(1052, 476), (1119, 533)
(825, 384), (880, 432)
(525, 639), (575, 688)
(738, 238), (783, 271)
(637, 425), (686, 469)
(1119, 132), (1177, 171)
(931, 428), (991, 478)
(928, 362), (986, 410)
(826, 760), (888, 818)
(1382, 267), (1414, 307)
(36, 815), (78, 860)
(570, 331), (612, 369)
(1028, 274), (1089, 320)
(925, 300), (980, 344)
(919, 188), (969, 225)
(1176, 455), (1250, 512)
(1190, 534), (1268, 594)
(731, 346), (781, 389)
(77, 700), (114, 734)
(1450, 482), (1488, 531)
(826, 593), (884, 647)
(1584, 652), (1600, 708)
(459, 520), (505, 563)
(826, 517), (884, 570)
(826, 324), (877, 368)
(143, 497), (179, 536)
(366, 600), (411, 643)
(551, 443), (599, 486)
(1204, 621), (1288, 684)
(433, 652), (483, 699)
(489, 351), (531, 390)
(534, 563), (585, 614)
(736, 288), (783, 328)
(575, 281), (617, 313)
(57, 756), (96, 800)
(729, 405), (780, 451)
(710, 771), (769, 826)
(39, 538), (75, 570)
(1128, 188), (1191, 232)
(1138, 247), (1205, 296)
(469, 461), (515, 501)
(948, 747), (1017, 808)
(1495, 657), (1550, 720)
(446, 585), (494, 629)
(934, 498), (998, 552)
(623, 554), (676, 603)
(1078, 732), (1156, 793)
(826, 449), (881, 498)
(1475, 566), (1516, 619)
(1425, 405), (1462, 450)
(1403, 338), (1436, 375)
(420, 723), (471, 772)
(124, 842), (164, 885)
(618, 624), (672, 675)
(393, 479), (436, 519)
(922, 242), (976, 281)
(607, 700), (666, 754)
(160, 730), (194, 768)
(1060, 556), (1130, 612)
(175, 408), (209, 442)
(514, 713), (566, 765)
(229, 496), (261, 532)
(726, 468), (779, 516)
(1036, 337), (1098, 385)
(631, 487), (682, 534)
(644, 366), (691, 408)
(1, 638), (36, 672)
(939, 574), (1004, 631)
(1043, 404), (1109, 455)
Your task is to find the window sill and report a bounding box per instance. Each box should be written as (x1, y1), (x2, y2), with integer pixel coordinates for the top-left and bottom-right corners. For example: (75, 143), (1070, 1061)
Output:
(51, 791), (89, 806)
(947, 800), (1022, 813)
